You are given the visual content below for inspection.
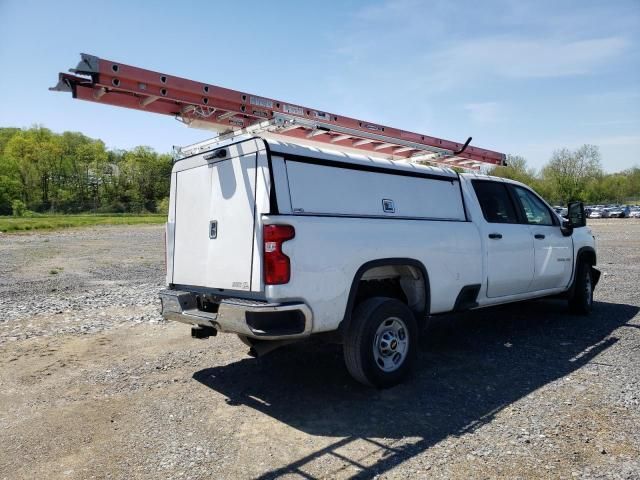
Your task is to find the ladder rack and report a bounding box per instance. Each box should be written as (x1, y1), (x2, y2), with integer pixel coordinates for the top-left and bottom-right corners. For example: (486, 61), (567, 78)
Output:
(51, 53), (506, 170)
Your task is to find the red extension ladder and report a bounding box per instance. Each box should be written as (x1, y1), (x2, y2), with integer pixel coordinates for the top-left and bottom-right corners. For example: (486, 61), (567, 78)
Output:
(52, 53), (505, 170)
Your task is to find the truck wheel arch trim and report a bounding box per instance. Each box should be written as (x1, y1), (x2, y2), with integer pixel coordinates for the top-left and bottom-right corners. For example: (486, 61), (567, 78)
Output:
(568, 246), (597, 295)
(341, 258), (431, 331)
(453, 284), (481, 312)
(577, 246), (597, 266)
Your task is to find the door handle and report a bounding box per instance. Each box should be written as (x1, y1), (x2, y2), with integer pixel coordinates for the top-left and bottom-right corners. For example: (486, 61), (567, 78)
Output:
(488, 233), (502, 239)
(534, 234), (545, 239)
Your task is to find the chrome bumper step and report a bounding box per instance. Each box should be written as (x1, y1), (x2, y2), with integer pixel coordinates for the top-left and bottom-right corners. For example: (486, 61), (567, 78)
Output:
(159, 289), (312, 340)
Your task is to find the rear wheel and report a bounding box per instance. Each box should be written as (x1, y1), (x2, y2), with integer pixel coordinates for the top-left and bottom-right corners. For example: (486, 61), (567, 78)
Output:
(569, 261), (593, 315)
(343, 297), (417, 388)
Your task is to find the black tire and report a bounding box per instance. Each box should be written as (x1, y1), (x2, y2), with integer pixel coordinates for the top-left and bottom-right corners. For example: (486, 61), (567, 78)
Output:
(343, 297), (418, 388)
(569, 261), (594, 315)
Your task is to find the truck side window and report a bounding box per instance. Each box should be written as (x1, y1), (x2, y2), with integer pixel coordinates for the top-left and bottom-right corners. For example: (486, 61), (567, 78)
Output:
(472, 181), (519, 224)
(513, 186), (554, 226)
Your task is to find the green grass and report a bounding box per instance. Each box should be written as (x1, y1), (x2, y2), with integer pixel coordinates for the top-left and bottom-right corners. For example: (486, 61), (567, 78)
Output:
(0, 214), (166, 233)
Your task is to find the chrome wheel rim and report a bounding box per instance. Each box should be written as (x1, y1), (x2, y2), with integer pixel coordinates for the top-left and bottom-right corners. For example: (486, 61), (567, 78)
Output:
(585, 270), (592, 306)
(373, 317), (409, 372)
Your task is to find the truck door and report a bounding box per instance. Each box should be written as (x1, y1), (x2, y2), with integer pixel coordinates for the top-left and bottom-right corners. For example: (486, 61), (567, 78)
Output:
(472, 180), (535, 298)
(510, 185), (573, 291)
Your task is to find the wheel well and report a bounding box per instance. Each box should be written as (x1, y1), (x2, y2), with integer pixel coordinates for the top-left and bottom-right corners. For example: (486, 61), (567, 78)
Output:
(579, 249), (596, 266)
(347, 262), (429, 323)
(566, 247), (597, 299)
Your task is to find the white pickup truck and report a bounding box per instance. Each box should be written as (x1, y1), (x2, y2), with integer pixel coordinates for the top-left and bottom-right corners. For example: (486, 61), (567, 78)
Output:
(159, 135), (599, 387)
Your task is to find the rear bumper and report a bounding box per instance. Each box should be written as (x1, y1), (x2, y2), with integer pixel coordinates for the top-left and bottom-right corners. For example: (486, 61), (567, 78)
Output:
(159, 289), (313, 340)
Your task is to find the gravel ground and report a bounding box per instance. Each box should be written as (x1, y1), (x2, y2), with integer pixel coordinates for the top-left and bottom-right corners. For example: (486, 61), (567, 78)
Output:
(0, 221), (638, 479)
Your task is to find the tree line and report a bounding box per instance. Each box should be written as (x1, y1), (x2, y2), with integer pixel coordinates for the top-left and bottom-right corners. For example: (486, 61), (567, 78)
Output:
(0, 126), (638, 216)
(0, 126), (171, 216)
(490, 145), (640, 205)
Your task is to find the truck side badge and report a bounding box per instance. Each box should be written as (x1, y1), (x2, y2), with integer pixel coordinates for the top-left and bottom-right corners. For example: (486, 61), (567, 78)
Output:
(382, 199), (395, 213)
(209, 220), (218, 239)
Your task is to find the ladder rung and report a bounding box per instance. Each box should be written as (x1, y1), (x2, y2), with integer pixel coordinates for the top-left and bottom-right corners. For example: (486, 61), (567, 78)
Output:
(140, 95), (159, 107)
(373, 143), (396, 151)
(216, 111), (236, 121)
(393, 146), (414, 154)
(331, 134), (351, 143)
(306, 129), (328, 138)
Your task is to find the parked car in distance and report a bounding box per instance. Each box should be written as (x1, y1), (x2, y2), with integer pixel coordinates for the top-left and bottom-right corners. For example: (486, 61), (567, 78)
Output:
(589, 209), (606, 218)
(608, 206), (630, 218)
(629, 208), (640, 218)
(553, 206), (569, 217)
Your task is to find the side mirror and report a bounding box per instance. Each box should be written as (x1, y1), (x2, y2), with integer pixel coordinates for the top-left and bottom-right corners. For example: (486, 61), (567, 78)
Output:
(560, 218), (574, 236)
(567, 201), (586, 228)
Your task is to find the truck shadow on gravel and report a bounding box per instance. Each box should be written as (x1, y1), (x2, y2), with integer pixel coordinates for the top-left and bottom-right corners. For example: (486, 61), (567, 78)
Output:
(193, 300), (638, 479)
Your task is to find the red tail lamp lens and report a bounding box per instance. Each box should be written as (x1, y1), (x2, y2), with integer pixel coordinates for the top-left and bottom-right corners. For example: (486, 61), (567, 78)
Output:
(263, 225), (295, 285)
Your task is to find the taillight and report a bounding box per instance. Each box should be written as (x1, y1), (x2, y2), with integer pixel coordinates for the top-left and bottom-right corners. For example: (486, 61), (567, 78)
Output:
(263, 224), (295, 285)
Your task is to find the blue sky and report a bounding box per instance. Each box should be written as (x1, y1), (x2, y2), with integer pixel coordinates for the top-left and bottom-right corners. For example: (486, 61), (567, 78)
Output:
(1, 0), (638, 171)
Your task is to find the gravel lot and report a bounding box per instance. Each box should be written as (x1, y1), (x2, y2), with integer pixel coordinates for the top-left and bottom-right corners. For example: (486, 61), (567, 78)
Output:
(0, 220), (638, 479)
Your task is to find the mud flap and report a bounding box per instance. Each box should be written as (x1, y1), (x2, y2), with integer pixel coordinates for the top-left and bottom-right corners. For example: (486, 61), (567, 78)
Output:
(591, 267), (601, 288)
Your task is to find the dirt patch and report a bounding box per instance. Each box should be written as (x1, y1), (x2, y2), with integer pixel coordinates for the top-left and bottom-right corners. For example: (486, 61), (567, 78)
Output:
(0, 222), (638, 479)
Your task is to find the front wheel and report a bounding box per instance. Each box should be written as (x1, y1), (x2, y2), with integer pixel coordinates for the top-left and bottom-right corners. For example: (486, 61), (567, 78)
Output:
(569, 261), (594, 315)
(343, 297), (418, 388)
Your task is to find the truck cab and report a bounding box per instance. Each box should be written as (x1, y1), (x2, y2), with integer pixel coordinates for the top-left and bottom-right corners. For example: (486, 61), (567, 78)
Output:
(461, 174), (597, 304)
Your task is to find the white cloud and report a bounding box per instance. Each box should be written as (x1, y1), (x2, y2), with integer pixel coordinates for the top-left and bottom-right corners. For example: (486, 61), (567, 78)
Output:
(584, 91), (640, 102)
(337, 1), (632, 91)
(464, 102), (502, 124)
(593, 134), (640, 147)
(426, 36), (629, 90)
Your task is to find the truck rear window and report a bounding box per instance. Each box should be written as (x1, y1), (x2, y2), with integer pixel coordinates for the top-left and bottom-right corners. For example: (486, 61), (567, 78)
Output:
(472, 180), (519, 224)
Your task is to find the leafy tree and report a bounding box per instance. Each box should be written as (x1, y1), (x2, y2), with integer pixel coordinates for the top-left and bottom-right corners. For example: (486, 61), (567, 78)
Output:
(119, 146), (172, 212)
(541, 145), (603, 203)
(490, 145), (639, 205)
(492, 155), (536, 183)
(0, 172), (21, 215)
(0, 128), (21, 156)
(4, 126), (61, 210)
(157, 197), (170, 215)
(11, 199), (27, 216)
